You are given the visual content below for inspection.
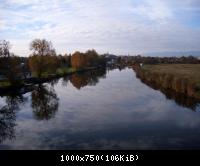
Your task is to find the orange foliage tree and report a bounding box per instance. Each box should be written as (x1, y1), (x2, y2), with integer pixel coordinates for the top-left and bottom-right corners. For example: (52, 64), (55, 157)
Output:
(71, 49), (106, 69)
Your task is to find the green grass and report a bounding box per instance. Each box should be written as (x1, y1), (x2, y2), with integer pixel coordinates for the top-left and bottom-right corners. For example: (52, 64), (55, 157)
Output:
(41, 72), (49, 78)
(0, 81), (11, 87)
(56, 67), (76, 75)
(31, 67), (77, 78)
(0, 80), (24, 88)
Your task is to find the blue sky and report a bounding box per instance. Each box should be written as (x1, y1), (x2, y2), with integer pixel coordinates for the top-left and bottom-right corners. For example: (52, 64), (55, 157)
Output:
(0, 0), (200, 56)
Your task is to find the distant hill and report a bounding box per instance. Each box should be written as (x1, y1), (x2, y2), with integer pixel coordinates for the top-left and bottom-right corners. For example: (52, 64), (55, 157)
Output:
(143, 51), (200, 57)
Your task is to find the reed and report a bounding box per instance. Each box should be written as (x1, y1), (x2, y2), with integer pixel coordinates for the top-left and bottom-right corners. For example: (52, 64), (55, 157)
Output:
(133, 64), (200, 99)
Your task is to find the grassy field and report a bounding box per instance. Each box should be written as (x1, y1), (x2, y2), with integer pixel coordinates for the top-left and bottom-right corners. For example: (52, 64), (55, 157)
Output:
(135, 64), (200, 99)
(142, 64), (200, 84)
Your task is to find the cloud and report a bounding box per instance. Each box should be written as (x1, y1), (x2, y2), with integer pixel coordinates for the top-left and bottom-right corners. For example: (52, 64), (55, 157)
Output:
(0, 0), (200, 56)
(0, 20), (5, 30)
(133, 0), (173, 23)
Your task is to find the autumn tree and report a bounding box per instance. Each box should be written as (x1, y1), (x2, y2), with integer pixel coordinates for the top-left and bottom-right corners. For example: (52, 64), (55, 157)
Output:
(71, 49), (106, 69)
(71, 51), (86, 69)
(28, 39), (57, 78)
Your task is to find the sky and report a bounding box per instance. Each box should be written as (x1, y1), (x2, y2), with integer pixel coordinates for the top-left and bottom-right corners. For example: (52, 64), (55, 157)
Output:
(0, 0), (200, 56)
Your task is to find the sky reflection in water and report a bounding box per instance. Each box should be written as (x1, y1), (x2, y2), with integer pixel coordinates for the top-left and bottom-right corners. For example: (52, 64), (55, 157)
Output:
(0, 68), (200, 149)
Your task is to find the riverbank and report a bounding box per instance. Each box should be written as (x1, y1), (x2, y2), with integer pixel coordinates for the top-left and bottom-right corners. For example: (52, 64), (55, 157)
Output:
(133, 64), (200, 100)
(0, 66), (103, 94)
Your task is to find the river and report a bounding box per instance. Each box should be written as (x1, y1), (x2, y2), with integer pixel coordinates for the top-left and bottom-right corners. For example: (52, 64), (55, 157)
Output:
(0, 68), (200, 149)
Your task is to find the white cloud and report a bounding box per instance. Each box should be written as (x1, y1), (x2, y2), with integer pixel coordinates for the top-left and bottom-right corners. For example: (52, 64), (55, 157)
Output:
(8, 0), (40, 6)
(0, 20), (5, 30)
(1, 0), (200, 56)
(133, 0), (173, 23)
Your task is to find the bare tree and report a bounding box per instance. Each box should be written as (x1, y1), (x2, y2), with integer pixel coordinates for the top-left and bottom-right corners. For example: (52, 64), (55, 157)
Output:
(0, 40), (11, 57)
(30, 39), (54, 56)
(0, 40), (21, 85)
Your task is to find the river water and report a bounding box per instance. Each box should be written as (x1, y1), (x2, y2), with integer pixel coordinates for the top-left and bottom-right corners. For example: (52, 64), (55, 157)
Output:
(0, 68), (200, 149)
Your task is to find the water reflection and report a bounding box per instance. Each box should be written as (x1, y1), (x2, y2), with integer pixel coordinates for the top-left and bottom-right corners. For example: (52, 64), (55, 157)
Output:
(0, 68), (200, 149)
(0, 106), (16, 144)
(50, 78), (60, 87)
(134, 69), (200, 111)
(31, 84), (59, 120)
(0, 94), (27, 143)
(5, 94), (27, 111)
(62, 76), (69, 87)
(69, 69), (106, 89)
(160, 88), (199, 111)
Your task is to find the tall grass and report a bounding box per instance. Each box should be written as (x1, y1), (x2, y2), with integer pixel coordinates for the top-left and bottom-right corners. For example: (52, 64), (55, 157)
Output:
(133, 64), (200, 99)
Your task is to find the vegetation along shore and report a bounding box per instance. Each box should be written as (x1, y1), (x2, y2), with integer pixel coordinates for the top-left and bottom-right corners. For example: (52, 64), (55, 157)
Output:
(0, 39), (106, 92)
(1, 38), (200, 100)
(133, 64), (200, 100)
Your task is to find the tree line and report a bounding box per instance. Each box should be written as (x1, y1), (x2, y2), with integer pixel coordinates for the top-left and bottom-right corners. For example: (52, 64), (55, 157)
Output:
(0, 39), (106, 86)
(120, 55), (200, 65)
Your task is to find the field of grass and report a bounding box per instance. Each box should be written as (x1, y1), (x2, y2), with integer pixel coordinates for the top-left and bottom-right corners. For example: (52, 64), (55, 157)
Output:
(134, 64), (200, 99)
(142, 64), (200, 85)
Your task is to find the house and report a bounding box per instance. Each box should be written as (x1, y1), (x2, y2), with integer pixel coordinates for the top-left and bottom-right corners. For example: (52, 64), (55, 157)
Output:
(103, 54), (118, 65)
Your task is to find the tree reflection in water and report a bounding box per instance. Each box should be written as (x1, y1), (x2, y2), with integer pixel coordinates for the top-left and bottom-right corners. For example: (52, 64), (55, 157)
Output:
(31, 84), (59, 120)
(62, 76), (69, 87)
(50, 78), (59, 87)
(70, 69), (106, 89)
(0, 94), (27, 143)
